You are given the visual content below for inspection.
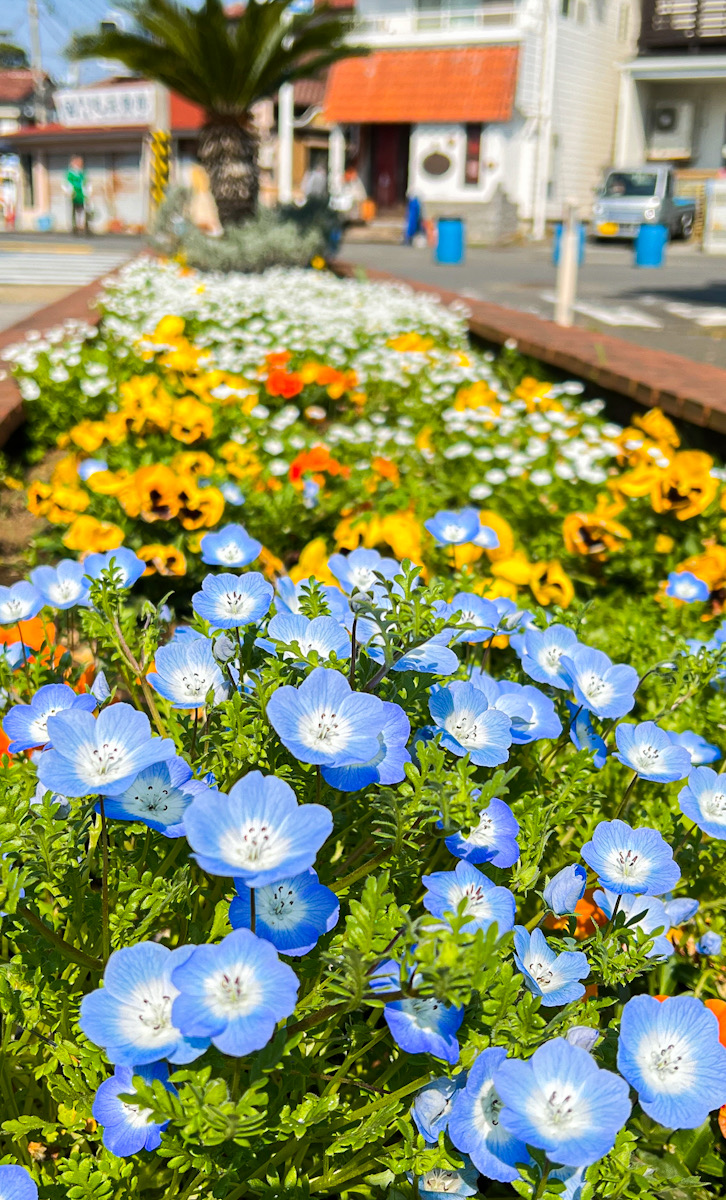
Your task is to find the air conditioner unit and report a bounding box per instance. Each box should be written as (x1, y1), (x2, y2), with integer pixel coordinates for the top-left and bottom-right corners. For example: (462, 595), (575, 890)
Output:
(647, 100), (695, 161)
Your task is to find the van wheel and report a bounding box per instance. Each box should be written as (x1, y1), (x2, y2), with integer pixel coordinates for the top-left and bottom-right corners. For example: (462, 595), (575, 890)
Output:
(679, 212), (694, 239)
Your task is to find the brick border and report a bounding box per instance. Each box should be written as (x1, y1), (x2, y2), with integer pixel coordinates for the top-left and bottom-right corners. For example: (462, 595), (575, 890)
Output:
(334, 260), (726, 435)
(0, 266), (136, 446)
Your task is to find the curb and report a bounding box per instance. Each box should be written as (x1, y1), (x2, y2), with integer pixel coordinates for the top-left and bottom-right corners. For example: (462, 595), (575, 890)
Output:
(333, 260), (726, 435)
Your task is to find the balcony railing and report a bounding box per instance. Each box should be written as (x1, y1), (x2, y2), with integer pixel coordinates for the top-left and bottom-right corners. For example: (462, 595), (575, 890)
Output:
(357, 3), (520, 37)
(639, 0), (726, 51)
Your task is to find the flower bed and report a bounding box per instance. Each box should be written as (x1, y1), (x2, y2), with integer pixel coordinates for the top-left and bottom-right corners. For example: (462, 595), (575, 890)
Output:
(2, 261), (726, 1200)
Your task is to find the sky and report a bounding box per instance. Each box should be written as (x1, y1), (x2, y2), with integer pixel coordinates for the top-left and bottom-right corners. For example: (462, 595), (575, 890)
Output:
(3, 0), (121, 85)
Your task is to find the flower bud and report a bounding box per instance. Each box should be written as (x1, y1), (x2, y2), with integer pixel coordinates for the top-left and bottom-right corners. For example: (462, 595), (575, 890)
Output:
(543, 863), (587, 916)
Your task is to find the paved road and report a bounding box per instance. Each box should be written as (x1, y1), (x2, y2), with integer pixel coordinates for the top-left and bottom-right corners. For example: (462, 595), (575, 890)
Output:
(0, 235), (141, 332)
(340, 239), (726, 368)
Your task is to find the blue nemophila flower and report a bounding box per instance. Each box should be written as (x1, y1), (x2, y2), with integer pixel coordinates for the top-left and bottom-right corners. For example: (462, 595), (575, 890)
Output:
(469, 672), (561, 744)
(370, 959), (464, 1064)
(91, 670), (112, 703)
(448, 1046), (531, 1183)
(302, 477), (320, 509)
(0, 643), (25, 672)
(494, 1037), (631, 1167)
(445, 797), (520, 869)
(439, 593), (499, 643)
(425, 508), (487, 546)
(411, 1074), (466, 1143)
(170, 927), (298, 1056)
(266, 665), (386, 766)
(30, 559), (91, 610)
(581, 819), (680, 895)
(664, 896), (700, 925)
(0, 1166), (38, 1199)
(184, 770), (332, 884)
(519, 624), (579, 690)
(0, 581), (42, 625)
(221, 481), (245, 506)
(697, 931), (722, 956)
(560, 646), (639, 719)
(429, 681), (512, 767)
(84, 547), (146, 589)
(566, 1027), (599, 1052)
(679, 767), (726, 838)
(80, 942), (209, 1065)
(192, 571), (273, 630)
(568, 703), (607, 768)
(275, 576), (350, 621)
(321, 700), (410, 791)
(668, 729), (719, 766)
(614, 721), (691, 783)
(328, 548), (401, 596)
(594, 890), (672, 958)
(513, 927), (590, 1006)
(229, 868), (338, 956)
(267, 612), (350, 662)
(410, 1163), (479, 1199)
(550, 1167), (586, 1200)
(423, 861), (515, 937)
(200, 523), (261, 567)
(618, 994), (726, 1129)
(148, 638), (227, 709)
(92, 1062), (175, 1157)
(543, 864), (587, 916)
(37, 702), (175, 797)
(665, 571), (709, 603)
(78, 458), (108, 480)
(365, 634), (459, 677)
(3, 684), (96, 754)
(100, 756), (213, 838)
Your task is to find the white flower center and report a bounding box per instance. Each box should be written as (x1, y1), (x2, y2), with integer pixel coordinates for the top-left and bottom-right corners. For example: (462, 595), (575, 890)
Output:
(204, 961), (262, 1018)
(448, 881), (493, 921)
(639, 1030), (696, 1094)
(257, 881), (303, 929)
(421, 1169), (463, 1193)
(118, 770), (189, 824)
(119, 979), (178, 1050)
(402, 996), (444, 1032)
(441, 523), (466, 541)
(29, 705), (64, 744)
(467, 811), (495, 846)
(2, 598), (25, 618)
(79, 738), (128, 782)
(578, 671), (614, 706)
(628, 744), (663, 771)
(474, 1080), (505, 1135)
(701, 789), (726, 824)
(604, 845), (651, 886)
(121, 1098), (156, 1129)
(175, 668), (217, 700)
(297, 706), (353, 756)
(527, 1078), (589, 1140)
(218, 820), (290, 872)
(218, 543), (244, 563)
(49, 580), (81, 603)
(540, 646), (564, 672)
(445, 708), (490, 748)
(219, 589), (256, 619)
(350, 566), (376, 591)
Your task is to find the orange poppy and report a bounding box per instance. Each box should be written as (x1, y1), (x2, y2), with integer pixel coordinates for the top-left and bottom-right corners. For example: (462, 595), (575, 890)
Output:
(266, 369), (304, 399)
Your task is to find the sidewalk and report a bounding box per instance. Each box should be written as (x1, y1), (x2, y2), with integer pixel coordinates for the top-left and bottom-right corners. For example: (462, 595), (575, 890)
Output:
(340, 240), (726, 369)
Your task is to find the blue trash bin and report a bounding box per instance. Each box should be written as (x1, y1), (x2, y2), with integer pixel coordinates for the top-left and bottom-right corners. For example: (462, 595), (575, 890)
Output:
(635, 223), (668, 267)
(552, 222), (586, 266)
(436, 217), (465, 264)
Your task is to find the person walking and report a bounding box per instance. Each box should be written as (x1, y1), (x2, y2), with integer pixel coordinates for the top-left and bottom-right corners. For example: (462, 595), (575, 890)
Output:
(66, 156), (90, 234)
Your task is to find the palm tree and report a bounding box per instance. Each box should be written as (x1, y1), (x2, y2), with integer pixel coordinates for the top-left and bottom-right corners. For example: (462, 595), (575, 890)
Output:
(68, 0), (362, 226)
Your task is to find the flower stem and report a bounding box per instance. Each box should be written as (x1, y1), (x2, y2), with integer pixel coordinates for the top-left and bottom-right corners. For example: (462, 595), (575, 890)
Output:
(603, 893), (622, 938)
(16, 905), (103, 971)
(349, 616), (358, 688)
(612, 770), (638, 820)
(190, 707), (199, 760)
(250, 887), (256, 935)
(532, 1163), (552, 1200)
(15, 621), (31, 688)
(99, 797), (111, 961)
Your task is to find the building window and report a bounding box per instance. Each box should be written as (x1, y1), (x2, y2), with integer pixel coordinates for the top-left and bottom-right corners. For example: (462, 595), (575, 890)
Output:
(561, 0), (571, 16)
(576, 0), (588, 23)
(21, 154), (34, 207)
(464, 123), (482, 187)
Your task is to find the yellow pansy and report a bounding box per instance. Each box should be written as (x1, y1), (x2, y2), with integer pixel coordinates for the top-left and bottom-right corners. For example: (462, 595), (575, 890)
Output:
(63, 515), (124, 552)
(139, 544), (187, 576)
(69, 419), (109, 453)
(387, 332), (434, 353)
(120, 465), (180, 522)
(490, 552), (533, 587)
(176, 479), (225, 530)
(651, 451), (719, 521)
(478, 511), (514, 562)
(290, 538), (338, 586)
(530, 560), (575, 608)
(655, 534), (675, 554)
(86, 469), (131, 496)
(169, 398), (214, 444)
(563, 511), (631, 560)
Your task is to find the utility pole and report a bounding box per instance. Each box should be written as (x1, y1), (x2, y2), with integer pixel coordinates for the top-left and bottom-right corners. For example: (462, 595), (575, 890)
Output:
(27, 0), (46, 124)
(554, 201), (580, 327)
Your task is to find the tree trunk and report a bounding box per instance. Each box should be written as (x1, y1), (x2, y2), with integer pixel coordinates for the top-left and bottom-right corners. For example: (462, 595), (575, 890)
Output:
(197, 116), (259, 228)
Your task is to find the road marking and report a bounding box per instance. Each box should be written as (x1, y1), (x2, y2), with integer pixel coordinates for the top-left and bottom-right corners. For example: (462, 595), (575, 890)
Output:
(540, 291), (663, 328)
(0, 251), (130, 286)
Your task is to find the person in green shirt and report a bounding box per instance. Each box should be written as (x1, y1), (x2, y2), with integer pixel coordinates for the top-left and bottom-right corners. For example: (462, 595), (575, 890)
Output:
(67, 155), (89, 235)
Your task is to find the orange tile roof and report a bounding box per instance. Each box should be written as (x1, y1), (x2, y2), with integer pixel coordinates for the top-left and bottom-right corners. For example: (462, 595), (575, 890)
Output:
(324, 46), (519, 125)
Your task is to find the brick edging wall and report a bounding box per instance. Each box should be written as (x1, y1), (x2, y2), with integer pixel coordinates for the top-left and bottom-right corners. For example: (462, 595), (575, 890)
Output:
(334, 260), (726, 435)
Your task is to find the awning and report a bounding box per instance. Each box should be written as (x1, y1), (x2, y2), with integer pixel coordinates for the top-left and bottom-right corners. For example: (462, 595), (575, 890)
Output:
(324, 46), (519, 125)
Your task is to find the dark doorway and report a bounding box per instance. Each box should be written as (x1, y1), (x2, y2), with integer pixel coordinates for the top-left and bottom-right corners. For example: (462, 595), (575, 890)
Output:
(370, 124), (410, 209)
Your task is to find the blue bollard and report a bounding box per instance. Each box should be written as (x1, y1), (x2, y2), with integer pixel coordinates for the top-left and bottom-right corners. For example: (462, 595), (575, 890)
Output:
(435, 217), (465, 264)
(552, 222), (586, 266)
(635, 223), (668, 267)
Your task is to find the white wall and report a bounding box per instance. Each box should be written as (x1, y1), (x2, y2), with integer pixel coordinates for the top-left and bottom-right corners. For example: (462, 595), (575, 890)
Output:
(549, 0), (640, 211)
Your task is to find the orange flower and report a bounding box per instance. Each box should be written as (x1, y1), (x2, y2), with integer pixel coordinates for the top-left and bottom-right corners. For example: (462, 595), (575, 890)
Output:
(258, 546), (285, 581)
(290, 538), (338, 586)
(176, 480), (225, 530)
(530, 560), (575, 608)
(651, 450), (718, 521)
(265, 351), (291, 370)
(563, 511), (631, 560)
(546, 890), (607, 940)
(289, 445), (349, 485)
(705, 999), (726, 1046)
(138, 544), (187, 576)
(63, 516), (124, 553)
(0, 618), (55, 652)
(371, 457), (400, 487)
(454, 381), (500, 414)
(51, 455), (81, 485)
(170, 397), (214, 444)
(120, 465), (180, 522)
(27, 481), (53, 517)
(266, 369), (304, 399)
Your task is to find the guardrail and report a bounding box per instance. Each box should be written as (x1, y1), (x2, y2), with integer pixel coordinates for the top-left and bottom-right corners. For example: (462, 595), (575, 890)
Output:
(357, 3), (520, 36)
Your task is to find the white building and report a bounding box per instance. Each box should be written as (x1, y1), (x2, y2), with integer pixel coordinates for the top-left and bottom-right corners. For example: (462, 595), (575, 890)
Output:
(615, 1), (726, 174)
(324, 0), (639, 239)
